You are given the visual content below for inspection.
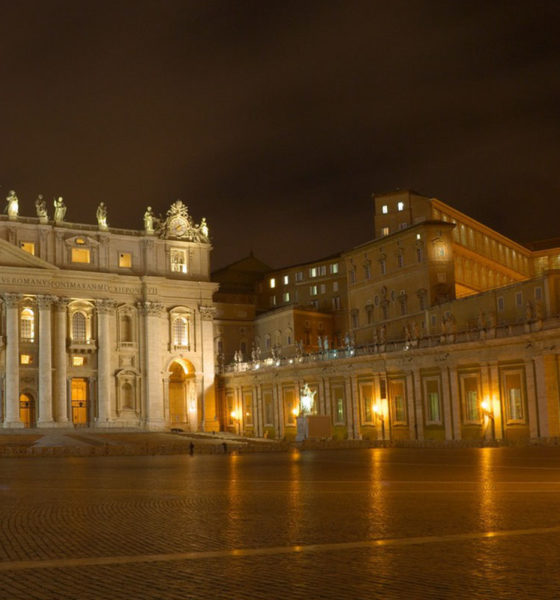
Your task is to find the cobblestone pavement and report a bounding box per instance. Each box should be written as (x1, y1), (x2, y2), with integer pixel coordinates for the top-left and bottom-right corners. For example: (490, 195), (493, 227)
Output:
(2, 447), (560, 599)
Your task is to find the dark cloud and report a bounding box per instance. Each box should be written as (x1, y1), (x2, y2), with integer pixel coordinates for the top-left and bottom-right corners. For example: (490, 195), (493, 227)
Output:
(1, 0), (559, 268)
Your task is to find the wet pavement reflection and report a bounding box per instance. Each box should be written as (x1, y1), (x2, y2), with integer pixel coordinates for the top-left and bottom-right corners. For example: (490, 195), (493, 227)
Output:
(1, 447), (560, 598)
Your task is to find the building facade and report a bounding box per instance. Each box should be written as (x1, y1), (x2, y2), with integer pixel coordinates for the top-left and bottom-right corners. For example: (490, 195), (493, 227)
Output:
(0, 193), (218, 431)
(218, 190), (560, 443)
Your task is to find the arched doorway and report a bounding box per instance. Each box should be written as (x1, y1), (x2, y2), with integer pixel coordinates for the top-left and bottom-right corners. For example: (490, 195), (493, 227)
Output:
(19, 393), (36, 428)
(168, 359), (196, 429)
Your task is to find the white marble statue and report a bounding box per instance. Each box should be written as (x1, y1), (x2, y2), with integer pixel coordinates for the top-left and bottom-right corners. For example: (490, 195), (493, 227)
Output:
(35, 195), (48, 223)
(6, 191), (18, 220)
(144, 206), (154, 234)
(200, 217), (209, 238)
(96, 202), (108, 230)
(54, 197), (67, 223)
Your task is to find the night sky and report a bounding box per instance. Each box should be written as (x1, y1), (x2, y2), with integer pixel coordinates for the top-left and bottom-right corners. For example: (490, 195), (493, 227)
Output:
(1, 1), (560, 270)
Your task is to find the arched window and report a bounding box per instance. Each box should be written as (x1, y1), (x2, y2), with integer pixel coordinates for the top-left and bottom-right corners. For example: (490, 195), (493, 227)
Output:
(173, 316), (188, 347)
(72, 312), (87, 342)
(20, 308), (34, 341)
(120, 314), (132, 342)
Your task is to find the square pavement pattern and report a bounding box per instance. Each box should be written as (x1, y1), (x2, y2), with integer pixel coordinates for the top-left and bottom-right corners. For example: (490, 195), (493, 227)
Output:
(1, 448), (560, 599)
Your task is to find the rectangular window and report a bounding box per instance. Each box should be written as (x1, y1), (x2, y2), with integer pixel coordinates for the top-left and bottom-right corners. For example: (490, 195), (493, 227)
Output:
(19, 241), (35, 255)
(515, 292), (523, 307)
(319, 265), (326, 276)
(360, 382), (374, 423)
(399, 222), (407, 230)
(333, 281), (339, 292)
(283, 275), (289, 285)
(270, 295), (277, 307)
(503, 371), (525, 422)
(397, 254), (403, 268)
(390, 380), (407, 423)
(462, 376), (480, 423)
(332, 296), (341, 310)
(319, 283), (326, 294)
(170, 249), (187, 273)
(263, 389), (274, 426)
(119, 252), (132, 268)
(295, 271), (303, 282)
(397, 201), (404, 211)
(20, 354), (32, 365)
(309, 267), (317, 278)
(351, 309), (359, 329)
(349, 268), (356, 284)
(380, 260), (386, 275)
(283, 388), (297, 425)
(283, 292), (290, 302)
(311, 300), (319, 310)
(310, 285), (318, 296)
(535, 287), (542, 301)
(424, 378), (441, 424)
(364, 264), (371, 279)
(72, 248), (91, 264)
(382, 204), (388, 214)
(330, 263), (339, 274)
(416, 247), (423, 262)
(72, 356), (84, 366)
(497, 297), (504, 312)
(382, 226), (389, 236)
(331, 384), (346, 424)
(269, 278), (276, 288)
(243, 391), (253, 426)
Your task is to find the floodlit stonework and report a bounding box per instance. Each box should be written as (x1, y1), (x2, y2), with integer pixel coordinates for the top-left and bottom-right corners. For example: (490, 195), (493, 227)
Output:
(216, 191), (560, 444)
(0, 192), (217, 431)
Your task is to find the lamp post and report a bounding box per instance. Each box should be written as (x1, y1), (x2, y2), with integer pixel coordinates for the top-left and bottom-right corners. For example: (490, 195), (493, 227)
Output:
(480, 400), (495, 442)
(230, 410), (241, 435)
(373, 403), (385, 446)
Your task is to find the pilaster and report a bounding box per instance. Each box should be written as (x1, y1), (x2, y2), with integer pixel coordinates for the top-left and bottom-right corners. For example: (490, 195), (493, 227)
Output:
(3, 293), (22, 428)
(37, 295), (55, 426)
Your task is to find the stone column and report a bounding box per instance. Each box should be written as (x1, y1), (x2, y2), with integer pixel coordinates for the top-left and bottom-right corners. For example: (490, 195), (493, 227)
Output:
(448, 365), (462, 440)
(198, 305), (217, 432)
(96, 299), (116, 426)
(140, 301), (165, 429)
(53, 298), (69, 423)
(3, 293), (22, 428)
(412, 370), (424, 441)
(440, 367), (453, 440)
(344, 374), (355, 439)
(37, 295), (55, 426)
(349, 372), (360, 439)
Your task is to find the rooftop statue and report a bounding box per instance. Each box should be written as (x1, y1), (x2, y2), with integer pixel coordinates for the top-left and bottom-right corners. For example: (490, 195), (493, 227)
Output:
(54, 197), (66, 223)
(96, 202), (108, 231)
(5, 190), (18, 220)
(144, 206), (154, 234)
(35, 195), (48, 223)
(200, 217), (209, 239)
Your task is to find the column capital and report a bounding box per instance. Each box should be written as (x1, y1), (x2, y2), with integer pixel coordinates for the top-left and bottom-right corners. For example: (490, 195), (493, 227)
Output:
(137, 301), (164, 316)
(54, 297), (70, 312)
(4, 293), (22, 308)
(199, 304), (216, 321)
(36, 295), (57, 310)
(96, 299), (118, 315)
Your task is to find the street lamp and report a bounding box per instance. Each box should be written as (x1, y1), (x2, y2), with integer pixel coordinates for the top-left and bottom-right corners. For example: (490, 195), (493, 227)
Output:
(373, 403), (385, 445)
(230, 409), (241, 435)
(480, 400), (495, 442)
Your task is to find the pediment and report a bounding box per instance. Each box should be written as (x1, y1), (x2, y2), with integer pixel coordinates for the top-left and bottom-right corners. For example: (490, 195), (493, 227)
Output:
(0, 238), (58, 270)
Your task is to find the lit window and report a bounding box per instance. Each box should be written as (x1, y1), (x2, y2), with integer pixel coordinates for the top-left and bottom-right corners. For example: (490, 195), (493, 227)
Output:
(382, 205), (388, 214)
(416, 233), (421, 240)
(283, 275), (289, 285)
(72, 312), (87, 342)
(72, 248), (90, 263)
(382, 227), (389, 236)
(283, 292), (290, 302)
(75, 238), (86, 245)
(309, 267), (317, 278)
(72, 356), (84, 366)
(397, 201), (404, 211)
(310, 285), (318, 296)
(20, 354), (32, 365)
(119, 252), (132, 268)
(330, 263), (339, 274)
(19, 241), (35, 255)
(170, 249), (187, 273)
(270, 278), (276, 289)
(173, 316), (188, 347)
(20, 308), (34, 341)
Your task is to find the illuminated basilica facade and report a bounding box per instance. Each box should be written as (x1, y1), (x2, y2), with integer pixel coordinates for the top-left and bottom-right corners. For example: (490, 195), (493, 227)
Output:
(216, 191), (560, 444)
(0, 193), (218, 431)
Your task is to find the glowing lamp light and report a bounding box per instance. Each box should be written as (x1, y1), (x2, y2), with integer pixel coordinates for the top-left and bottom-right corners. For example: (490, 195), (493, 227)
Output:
(292, 407), (300, 417)
(481, 400), (490, 412)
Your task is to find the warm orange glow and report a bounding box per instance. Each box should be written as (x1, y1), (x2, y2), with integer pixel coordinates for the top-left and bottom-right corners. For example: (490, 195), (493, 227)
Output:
(292, 406), (299, 417)
(481, 400), (490, 412)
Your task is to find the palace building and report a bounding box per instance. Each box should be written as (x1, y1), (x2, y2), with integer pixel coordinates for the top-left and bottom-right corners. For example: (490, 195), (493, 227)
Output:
(216, 190), (560, 444)
(0, 192), (218, 431)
